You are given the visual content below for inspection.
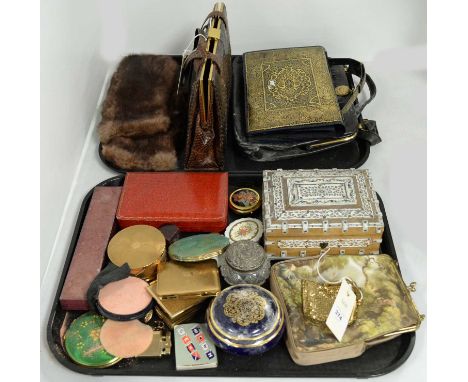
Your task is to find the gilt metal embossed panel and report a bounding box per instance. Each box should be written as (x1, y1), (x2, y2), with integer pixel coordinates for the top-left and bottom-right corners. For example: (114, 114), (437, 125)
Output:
(244, 47), (342, 133)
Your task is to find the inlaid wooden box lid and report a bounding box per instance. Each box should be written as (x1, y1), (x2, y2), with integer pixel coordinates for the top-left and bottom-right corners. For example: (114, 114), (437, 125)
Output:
(262, 169), (384, 238)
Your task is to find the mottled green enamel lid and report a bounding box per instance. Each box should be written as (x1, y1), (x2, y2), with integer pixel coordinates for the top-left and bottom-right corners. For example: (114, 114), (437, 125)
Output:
(168, 234), (230, 262)
(64, 313), (121, 368)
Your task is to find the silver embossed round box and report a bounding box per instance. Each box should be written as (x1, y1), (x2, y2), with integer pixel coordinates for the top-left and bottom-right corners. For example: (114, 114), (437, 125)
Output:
(218, 240), (270, 285)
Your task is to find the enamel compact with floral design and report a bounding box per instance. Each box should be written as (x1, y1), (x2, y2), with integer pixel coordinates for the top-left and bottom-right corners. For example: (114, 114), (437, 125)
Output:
(224, 218), (263, 243)
(205, 284), (284, 355)
(229, 188), (261, 215)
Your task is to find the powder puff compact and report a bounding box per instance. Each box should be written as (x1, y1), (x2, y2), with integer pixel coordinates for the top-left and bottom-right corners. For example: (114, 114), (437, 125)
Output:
(99, 319), (154, 358)
(99, 319), (172, 359)
(97, 276), (154, 321)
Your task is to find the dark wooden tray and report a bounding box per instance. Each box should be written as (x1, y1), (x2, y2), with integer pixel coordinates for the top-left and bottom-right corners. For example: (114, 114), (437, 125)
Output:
(46, 173), (415, 378)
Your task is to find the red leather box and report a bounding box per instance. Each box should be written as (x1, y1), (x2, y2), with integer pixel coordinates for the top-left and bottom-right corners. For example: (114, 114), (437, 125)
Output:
(117, 172), (229, 232)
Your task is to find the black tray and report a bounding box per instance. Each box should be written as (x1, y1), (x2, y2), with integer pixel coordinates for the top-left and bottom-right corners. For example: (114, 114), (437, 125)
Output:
(98, 55), (372, 174)
(47, 174), (415, 378)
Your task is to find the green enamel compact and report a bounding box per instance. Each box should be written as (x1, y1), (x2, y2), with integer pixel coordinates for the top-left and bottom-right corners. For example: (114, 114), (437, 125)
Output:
(64, 313), (121, 368)
(168, 234), (229, 262)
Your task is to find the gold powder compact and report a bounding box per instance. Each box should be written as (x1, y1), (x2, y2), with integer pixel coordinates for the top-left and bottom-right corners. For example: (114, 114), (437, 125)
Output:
(107, 225), (166, 282)
(156, 260), (221, 300)
(147, 280), (207, 329)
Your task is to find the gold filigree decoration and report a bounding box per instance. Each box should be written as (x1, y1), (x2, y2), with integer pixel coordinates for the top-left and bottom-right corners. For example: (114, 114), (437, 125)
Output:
(302, 279), (363, 325)
(267, 66), (312, 104)
(223, 290), (266, 326)
(244, 47), (342, 132)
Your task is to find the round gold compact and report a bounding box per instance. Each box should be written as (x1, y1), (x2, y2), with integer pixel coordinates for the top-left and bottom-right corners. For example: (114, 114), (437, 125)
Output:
(229, 188), (261, 215)
(107, 225), (166, 282)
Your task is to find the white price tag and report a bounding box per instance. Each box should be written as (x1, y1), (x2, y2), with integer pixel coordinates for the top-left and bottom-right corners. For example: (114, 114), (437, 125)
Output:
(326, 280), (357, 341)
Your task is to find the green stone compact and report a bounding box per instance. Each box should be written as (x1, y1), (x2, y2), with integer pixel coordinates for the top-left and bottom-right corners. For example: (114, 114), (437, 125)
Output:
(168, 234), (229, 262)
(64, 312), (121, 368)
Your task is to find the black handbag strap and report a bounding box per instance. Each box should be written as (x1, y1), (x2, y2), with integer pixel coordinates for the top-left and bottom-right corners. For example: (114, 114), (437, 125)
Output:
(232, 56), (381, 162)
(329, 58), (376, 116)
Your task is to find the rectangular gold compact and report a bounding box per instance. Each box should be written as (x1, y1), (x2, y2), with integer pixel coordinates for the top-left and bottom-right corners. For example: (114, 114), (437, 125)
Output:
(147, 281), (207, 329)
(155, 260), (221, 299)
(154, 305), (202, 330)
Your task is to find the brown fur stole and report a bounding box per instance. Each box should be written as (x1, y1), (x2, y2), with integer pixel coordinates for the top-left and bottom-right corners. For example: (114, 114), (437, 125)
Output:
(99, 55), (182, 170)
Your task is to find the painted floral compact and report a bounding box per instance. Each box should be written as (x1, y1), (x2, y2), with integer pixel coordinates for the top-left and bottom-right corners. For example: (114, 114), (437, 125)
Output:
(229, 188), (261, 215)
(224, 218), (263, 243)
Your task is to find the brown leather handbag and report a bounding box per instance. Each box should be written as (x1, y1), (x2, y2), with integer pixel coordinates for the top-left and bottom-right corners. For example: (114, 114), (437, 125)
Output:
(183, 2), (231, 170)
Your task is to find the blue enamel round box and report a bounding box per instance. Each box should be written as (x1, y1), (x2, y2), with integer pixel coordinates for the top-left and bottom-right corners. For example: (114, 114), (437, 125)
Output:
(206, 284), (284, 356)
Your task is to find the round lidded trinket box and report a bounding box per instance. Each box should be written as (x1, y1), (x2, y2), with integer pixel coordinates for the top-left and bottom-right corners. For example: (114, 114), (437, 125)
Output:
(218, 240), (270, 285)
(64, 313), (121, 368)
(224, 218), (263, 243)
(229, 188), (261, 215)
(206, 284), (284, 355)
(107, 225), (166, 282)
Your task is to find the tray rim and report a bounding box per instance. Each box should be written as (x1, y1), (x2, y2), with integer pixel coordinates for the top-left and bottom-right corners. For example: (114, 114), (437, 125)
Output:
(46, 174), (415, 378)
(98, 139), (371, 174)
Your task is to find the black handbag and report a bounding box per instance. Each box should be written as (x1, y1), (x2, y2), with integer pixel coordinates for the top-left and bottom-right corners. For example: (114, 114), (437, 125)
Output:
(232, 47), (381, 162)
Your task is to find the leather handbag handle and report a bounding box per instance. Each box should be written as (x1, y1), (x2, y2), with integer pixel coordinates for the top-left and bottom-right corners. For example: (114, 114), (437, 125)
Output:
(202, 10), (229, 30)
(329, 58), (376, 115)
(184, 49), (223, 72)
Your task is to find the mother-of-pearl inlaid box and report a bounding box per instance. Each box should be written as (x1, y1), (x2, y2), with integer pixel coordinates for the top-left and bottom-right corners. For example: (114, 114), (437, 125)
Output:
(262, 169), (384, 257)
